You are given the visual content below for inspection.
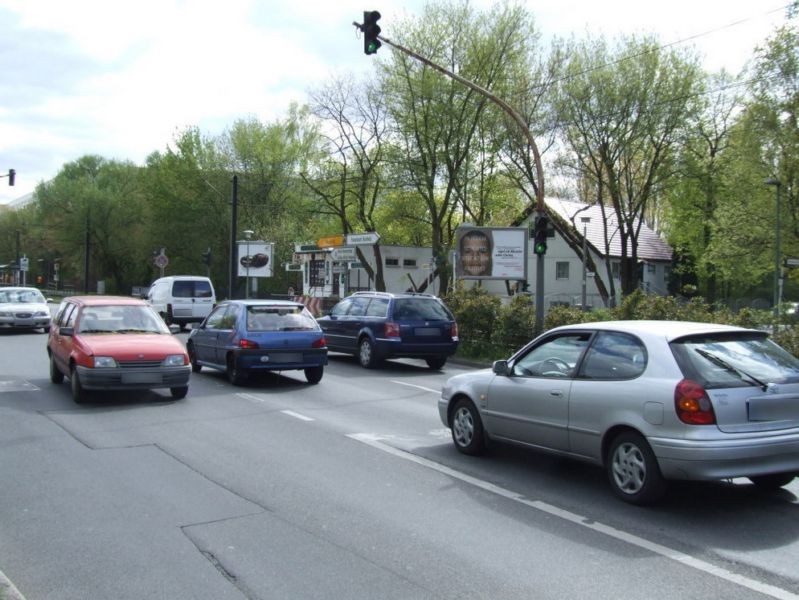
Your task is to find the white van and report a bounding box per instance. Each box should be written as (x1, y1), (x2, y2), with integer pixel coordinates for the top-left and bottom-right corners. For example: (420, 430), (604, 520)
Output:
(146, 276), (216, 330)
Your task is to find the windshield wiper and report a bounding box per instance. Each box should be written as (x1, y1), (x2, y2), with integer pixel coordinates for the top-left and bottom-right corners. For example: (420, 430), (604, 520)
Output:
(695, 348), (767, 391)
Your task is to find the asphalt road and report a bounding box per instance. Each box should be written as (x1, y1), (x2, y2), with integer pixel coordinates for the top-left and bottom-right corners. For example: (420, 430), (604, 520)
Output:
(1, 327), (799, 599)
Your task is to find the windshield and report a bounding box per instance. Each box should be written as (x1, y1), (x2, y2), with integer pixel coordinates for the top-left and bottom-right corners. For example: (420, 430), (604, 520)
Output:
(671, 333), (799, 387)
(0, 289), (46, 304)
(246, 305), (319, 332)
(78, 305), (171, 334)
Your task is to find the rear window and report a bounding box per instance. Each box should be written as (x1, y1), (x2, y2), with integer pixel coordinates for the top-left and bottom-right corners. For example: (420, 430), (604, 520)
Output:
(247, 305), (318, 332)
(671, 333), (799, 387)
(172, 280), (213, 298)
(392, 298), (453, 321)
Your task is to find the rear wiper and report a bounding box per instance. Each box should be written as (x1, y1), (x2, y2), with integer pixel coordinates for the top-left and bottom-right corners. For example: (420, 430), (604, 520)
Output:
(695, 348), (767, 391)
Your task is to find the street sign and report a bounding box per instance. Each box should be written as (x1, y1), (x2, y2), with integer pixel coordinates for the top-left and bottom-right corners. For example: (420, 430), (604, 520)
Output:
(285, 264), (303, 272)
(349, 261), (364, 269)
(19, 256), (29, 272)
(331, 247), (356, 261)
(317, 235), (345, 248)
(294, 243), (320, 253)
(346, 232), (380, 245)
(785, 258), (799, 268)
(154, 254), (169, 268)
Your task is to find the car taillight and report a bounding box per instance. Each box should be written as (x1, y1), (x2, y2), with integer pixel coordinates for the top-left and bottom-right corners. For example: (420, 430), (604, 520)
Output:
(385, 322), (400, 337)
(239, 339), (259, 349)
(451, 322), (459, 339)
(674, 379), (716, 425)
(312, 337), (326, 348)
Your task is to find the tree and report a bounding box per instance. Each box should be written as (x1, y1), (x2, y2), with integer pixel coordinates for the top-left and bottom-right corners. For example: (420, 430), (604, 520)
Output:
(554, 34), (704, 301)
(379, 0), (540, 294)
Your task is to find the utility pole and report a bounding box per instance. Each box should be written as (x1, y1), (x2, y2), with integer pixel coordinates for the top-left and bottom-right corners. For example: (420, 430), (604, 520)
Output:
(353, 20), (548, 332)
(229, 175), (238, 300)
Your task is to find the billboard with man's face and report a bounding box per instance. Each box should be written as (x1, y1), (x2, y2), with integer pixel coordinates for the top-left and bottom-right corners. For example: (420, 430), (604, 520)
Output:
(455, 227), (527, 280)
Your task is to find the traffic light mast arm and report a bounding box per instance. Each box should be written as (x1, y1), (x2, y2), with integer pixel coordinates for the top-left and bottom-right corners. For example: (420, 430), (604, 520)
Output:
(351, 25), (545, 212)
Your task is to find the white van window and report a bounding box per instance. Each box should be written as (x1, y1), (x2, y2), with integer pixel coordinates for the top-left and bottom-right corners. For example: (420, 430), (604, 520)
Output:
(172, 280), (213, 298)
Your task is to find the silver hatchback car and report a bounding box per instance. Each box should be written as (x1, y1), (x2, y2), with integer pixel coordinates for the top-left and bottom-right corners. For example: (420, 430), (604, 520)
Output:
(439, 320), (799, 504)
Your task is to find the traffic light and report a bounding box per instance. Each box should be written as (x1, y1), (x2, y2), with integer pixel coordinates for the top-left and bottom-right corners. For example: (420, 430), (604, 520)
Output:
(362, 10), (381, 55)
(7, 169), (14, 186)
(202, 247), (212, 266)
(533, 215), (549, 256)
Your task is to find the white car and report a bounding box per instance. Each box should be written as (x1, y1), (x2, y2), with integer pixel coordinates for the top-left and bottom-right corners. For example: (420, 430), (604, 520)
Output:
(0, 286), (52, 332)
(439, 320), (799, 505)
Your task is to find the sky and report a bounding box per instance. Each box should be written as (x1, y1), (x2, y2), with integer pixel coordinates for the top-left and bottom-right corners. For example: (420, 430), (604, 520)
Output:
(0, 0), (793, 205)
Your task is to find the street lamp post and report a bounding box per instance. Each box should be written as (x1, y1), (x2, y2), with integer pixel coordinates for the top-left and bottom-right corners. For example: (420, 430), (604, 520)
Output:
(243, 230), (254, 299)
(580, 216), (591, 310)
(765, 178), (782, 316)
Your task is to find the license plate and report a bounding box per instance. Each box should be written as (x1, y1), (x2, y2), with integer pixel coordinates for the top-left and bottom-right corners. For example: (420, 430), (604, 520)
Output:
(122, 372), (162, 384)
(268, 353), (303, 363)
(748, 396), (799, 421)
(415, 327), (440, 336)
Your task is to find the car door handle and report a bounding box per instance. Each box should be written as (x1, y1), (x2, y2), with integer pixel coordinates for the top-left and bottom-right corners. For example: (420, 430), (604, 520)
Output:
(550, 390), (564, 397)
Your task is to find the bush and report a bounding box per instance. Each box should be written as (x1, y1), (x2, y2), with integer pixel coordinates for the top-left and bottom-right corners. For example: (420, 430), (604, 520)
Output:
(444, 286), (799, 363)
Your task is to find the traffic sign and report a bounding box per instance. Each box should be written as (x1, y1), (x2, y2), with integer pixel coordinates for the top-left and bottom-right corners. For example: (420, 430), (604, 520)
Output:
(331, 247), (356, 261)
(785, 258), (799, 268)
(346, 232), (380, 245)
(19, 256), (29, 272)
(154, 254), (169, 268)
(317, 235), (345, 248)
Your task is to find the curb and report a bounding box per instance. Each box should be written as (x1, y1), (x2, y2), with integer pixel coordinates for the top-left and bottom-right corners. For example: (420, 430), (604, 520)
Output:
(0, 570), (25, 600)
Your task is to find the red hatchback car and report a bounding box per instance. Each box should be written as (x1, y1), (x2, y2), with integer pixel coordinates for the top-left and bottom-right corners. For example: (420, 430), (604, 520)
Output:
(47, 296), (191, 403)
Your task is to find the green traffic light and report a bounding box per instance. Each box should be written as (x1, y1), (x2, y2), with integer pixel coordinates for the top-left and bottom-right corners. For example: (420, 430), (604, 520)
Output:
(367, 41), (379, 54)
(534, 241), (547, 255)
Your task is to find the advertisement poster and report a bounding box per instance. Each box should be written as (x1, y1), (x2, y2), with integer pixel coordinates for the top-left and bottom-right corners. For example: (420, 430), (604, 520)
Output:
(455, 227), (527, 280)
(237, 241), (273, 278)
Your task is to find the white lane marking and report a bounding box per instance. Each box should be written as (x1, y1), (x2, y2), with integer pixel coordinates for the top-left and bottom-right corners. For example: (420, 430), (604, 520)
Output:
(390, 380), (439, 394)
(282, 410), (314, 422)
(237, 393), (264, 402)
(348, 433), (799, 600)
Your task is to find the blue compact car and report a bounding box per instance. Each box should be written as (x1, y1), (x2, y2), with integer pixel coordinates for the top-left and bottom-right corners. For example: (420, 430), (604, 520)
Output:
(187, 300), (327, 385)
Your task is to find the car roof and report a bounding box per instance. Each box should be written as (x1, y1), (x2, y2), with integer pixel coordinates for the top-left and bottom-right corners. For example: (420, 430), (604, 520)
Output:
(222, 299), (305, 308)
(552, 320), (756, 342)
(65, 295), (147, 307)
(0, 286), (42, 293)
(349, 291), (440, 299)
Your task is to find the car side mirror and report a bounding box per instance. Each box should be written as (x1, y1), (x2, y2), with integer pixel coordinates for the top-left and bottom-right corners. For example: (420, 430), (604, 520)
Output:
(59, 327), (74, 337)
(168, 324), (180, 334)
(492, 360), (511, 376)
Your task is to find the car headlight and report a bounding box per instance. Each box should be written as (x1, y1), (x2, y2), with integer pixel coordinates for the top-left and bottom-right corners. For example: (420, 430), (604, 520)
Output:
(34, 310), (50, 317)
(162, 354), (186, 367)
(0, 311), (10, 317)
(93, 356), (118, 368)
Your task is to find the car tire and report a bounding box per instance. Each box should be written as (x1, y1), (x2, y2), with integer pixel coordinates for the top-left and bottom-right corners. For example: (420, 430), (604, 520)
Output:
(227, 354), (247, 386)
(426, 357), (447, 370)
(170, 386), (188, 400)
(358, 337), (378, 369)
(305, 366), (324, 384)
(42, 326), (51, 334)
(607, 431), (667, 505)
(450, 397), (486, 456)
(187, 343), (202, 373)
(49, 354), (64, 384)
(70, 366), (86, 404)
(748, 473), (795, 490)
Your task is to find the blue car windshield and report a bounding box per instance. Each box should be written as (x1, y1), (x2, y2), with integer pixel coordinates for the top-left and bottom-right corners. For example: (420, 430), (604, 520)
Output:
(247, 306), (318, 332)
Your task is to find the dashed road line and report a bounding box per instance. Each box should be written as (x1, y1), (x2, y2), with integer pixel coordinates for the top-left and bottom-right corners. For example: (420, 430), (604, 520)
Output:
(281, 410), (314, 422)
(347, 432), (799, 600)
(390, 380), (439, 394)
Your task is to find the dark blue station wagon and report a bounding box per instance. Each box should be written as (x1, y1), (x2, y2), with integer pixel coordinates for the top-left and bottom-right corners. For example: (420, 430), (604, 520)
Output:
(317, 292), (459, 369)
